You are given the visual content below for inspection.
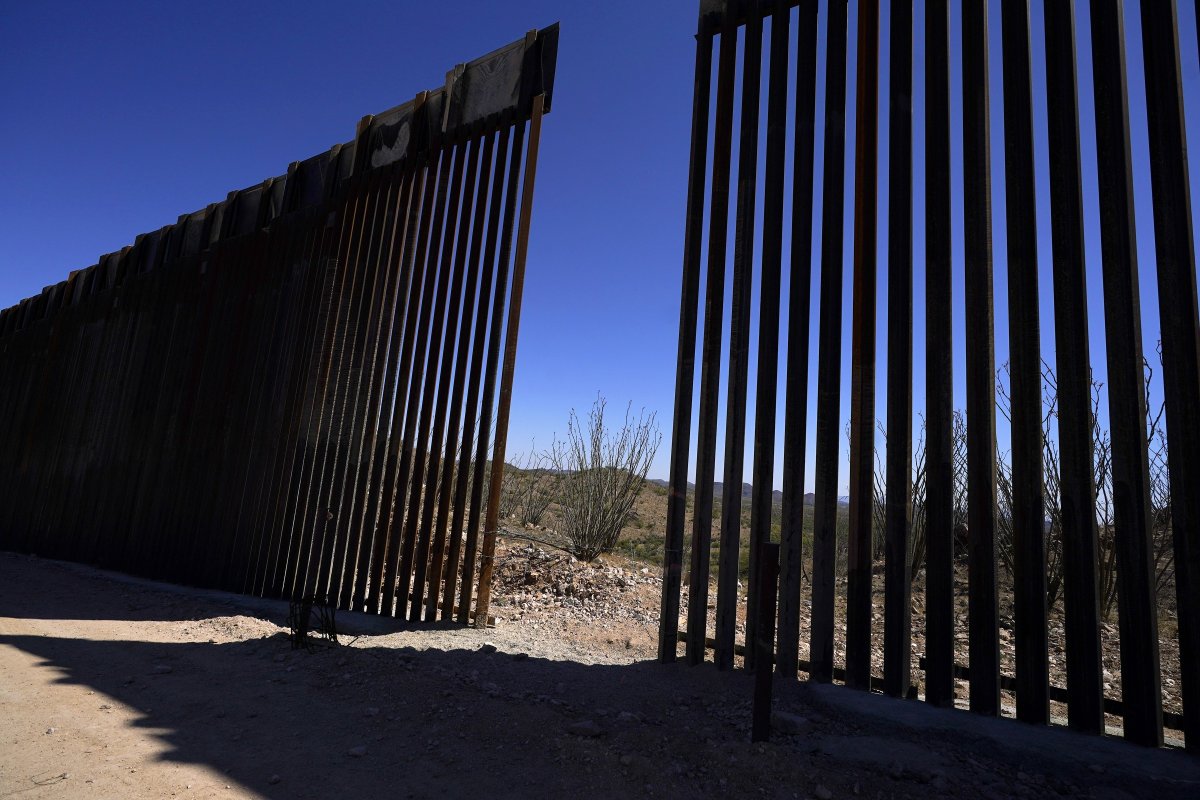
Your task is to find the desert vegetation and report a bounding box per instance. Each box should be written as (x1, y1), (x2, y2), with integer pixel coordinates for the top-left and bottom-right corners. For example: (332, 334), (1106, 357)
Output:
(496, 395), (661, 562)
(496, 357), (1176, 633)
(866, 358), (1176, 618)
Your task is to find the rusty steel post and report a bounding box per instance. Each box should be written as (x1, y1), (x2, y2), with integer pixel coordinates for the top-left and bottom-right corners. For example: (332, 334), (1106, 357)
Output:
(658, 5), (715, 665)
(1045, 0), (1110, 734)
(1088, 0), (1151, 740)
(458, 120), (526, 624)
(882, 0), (913, 701)
(810, 0), (850, 686)
(776, 0), (819, 683)
(846, 0), (880, 692)
(718, 0), (762, 671)
(443, 120), (512, 621)
(1138, 0), (1195, 750)
(923, 0), (955, 711)
(962, 0), (1000, 717)
(686, 4), (738, 668)
(746, 0), (789, 676)
(1003, 0), (1048, 725)
(474, 92), (545, 628)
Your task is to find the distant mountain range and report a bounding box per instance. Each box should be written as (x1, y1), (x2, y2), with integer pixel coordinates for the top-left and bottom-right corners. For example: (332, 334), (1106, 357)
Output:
(647, 478), (849, 507)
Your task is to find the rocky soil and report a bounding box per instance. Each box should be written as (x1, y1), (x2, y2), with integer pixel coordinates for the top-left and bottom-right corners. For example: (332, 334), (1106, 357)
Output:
(491, 536), (1184, 739)
(523, 475), (1187, 736)
(1, 546), (1197, 800)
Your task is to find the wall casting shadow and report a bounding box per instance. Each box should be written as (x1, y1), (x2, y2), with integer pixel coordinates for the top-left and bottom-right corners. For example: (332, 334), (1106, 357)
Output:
(0, 624), (705, 799)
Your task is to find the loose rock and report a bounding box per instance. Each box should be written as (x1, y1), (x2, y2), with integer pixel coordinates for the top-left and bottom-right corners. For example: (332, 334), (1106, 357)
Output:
(567, 720), (604, 738)
(771, 710), (809, 736)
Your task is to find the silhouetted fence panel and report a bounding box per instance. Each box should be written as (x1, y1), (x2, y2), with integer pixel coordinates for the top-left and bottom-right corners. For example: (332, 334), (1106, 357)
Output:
(0, 26), (558, 630)
(659, 0), (1199, 752)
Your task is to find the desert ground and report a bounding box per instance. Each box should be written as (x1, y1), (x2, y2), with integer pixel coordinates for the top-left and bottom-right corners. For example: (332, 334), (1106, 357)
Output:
(2, 546), (1198, 800)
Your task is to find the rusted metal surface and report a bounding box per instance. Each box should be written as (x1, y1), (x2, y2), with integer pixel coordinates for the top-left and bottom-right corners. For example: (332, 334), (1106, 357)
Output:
(716, 0), (761, 672)
(1138, 0), (1197, 751)
(474, 89), (547, 628)
(0, 27), (557, 631)
(1002, 0), (1047, 725)
(659, 0), (1198, 751)
(962, 0), (1000, 718)
(846, 0), (880, 692)
(1088, 0), (1145, 739)
(398, 132), (471, 621)
(923, 0), (955, 712)
(775, 0), (818, 684)
(458, 119), (526, 624)
(1041, 0), (1104, 738)
(746, 0), (788, 676)
(810, 0), (850, 686)
(882, 0), (913, 701)
(658, 9), (714, 664)
(685, 9), (737, 667)
(425, 129), (496, 621)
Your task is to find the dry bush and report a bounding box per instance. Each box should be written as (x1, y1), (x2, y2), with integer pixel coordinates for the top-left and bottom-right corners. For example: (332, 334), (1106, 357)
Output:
(548, 396), (661, 562)
(992, 358), (1171, 618)
(868, 354), (1173, 618)
(498, 446), (556, 527)
(870, 415), (956, 582)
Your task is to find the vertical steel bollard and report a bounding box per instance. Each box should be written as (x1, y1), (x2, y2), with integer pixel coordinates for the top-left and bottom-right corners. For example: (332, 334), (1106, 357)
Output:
(752, 542), (780, 743)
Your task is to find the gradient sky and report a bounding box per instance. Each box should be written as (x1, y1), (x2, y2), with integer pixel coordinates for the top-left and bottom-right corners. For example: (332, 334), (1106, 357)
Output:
(2, 1), (1199, 494)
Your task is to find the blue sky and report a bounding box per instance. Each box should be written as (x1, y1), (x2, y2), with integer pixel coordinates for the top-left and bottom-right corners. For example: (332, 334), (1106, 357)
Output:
(2, 1), (1199, 494)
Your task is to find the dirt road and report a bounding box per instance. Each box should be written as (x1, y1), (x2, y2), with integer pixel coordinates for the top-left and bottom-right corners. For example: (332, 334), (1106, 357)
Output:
(1, 551), (1196, 799)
